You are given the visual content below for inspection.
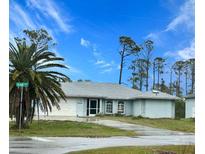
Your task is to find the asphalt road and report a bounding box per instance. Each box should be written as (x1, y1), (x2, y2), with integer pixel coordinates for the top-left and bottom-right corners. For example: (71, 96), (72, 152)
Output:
(10, 119), (195, 154)
(10, 135), (195, 154)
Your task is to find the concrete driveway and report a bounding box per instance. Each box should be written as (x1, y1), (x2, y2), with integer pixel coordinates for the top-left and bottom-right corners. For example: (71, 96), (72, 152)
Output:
(91, 119), (194, 136)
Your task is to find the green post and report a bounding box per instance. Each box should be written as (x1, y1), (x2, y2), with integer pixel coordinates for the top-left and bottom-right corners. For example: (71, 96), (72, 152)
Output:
(16, 82), (29, 131)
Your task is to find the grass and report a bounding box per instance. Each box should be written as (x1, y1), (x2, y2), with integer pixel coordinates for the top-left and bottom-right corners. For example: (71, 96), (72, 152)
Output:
(9, 120), (136, 137)
(69, 145), (195, 154)
(98, 116), (195, 133)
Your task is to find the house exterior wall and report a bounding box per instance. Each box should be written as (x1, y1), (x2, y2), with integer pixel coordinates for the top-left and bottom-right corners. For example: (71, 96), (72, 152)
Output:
(133, 100), (145, 116)
(185, 98), (195, 118)
(144, 100), (175, 118)
(125, 101), (133, 115)
(35, 97), (175, 118)
(35, 98), (86, 117)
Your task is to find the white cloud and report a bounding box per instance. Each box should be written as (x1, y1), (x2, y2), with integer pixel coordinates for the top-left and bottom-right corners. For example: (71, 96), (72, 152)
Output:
(144, 0), (195, 61)
(145, 0), (194, 46)
(93, 51), (101, 57)
(145, 32), (162, 46)
(96, 60), (116, 73)
(10, 1), (59, 42)
(100, 68), (113, 74)
(177, 40), (195, 60)
(80, 38), (90, 47)
(92, 44), (97, 51)
(79, 38), (116, 73)
(9, 31), (18, 43)
(164, 51), (177, 58)
(117, 64), (121, 70)
(164, 40), (195, 60)
(95, 60), (105, 65)
(100, 63), (111, 68)
(165, 0), (194, 32)
(80, 38), (98, 54)
(10, 2), (36, 29)
(94, 59), (116, 73)
(27, 0), (72, 33)
(95, 59), (114, 67)
(67, 65), (82, 74)
(63, 64), (88, 79)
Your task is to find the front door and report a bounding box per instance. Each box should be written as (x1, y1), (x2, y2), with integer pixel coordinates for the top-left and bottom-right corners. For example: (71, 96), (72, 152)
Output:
(87, 99), (99, 116)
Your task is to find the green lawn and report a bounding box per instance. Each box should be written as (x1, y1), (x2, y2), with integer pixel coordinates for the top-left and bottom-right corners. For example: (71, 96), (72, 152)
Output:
(9, 120), (136, 137)
(69, 145), (195, 154)
(98, 116), (195, 132)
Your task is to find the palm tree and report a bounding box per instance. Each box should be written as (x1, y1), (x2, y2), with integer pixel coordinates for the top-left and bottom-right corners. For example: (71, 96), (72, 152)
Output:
(9, 38), (69, 128)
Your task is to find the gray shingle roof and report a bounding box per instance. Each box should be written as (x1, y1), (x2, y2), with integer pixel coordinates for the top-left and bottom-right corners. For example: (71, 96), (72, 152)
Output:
(61, 81), (179, 100)
(184, 94), (195, 99)
(140, 91), (180, 100)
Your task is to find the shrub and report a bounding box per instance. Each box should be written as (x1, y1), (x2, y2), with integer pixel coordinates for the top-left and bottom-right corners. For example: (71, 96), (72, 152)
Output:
(175, 100), (185, 119)
(113, 113), (124, 117)
(95, 113), (104, 117)
(132, 115), (145, 120)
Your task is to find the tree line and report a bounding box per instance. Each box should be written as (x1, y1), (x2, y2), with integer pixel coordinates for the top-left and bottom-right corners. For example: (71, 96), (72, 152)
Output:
(118, 36), (195, 97)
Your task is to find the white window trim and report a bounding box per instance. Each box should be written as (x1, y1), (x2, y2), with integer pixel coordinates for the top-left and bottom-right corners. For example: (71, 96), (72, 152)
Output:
(105, 101), (113, 114)
(88, 99), (99, 115)
(117, 101), (125, 114)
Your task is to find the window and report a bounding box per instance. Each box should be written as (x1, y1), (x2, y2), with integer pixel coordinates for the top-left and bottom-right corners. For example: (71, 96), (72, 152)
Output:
(87, 99), (100, 116)
(118, 101), (124, 114)
(106, 101), (113, 113)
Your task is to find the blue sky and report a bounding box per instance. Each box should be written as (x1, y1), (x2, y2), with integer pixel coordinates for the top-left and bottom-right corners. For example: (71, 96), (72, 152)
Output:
(10, 0), (195, 87)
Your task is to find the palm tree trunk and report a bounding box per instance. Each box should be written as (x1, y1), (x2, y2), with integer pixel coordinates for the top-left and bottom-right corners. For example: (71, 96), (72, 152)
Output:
(37, 99), (40, 124)
(30, 100), (36, 123)
(15, 105), (20, 128)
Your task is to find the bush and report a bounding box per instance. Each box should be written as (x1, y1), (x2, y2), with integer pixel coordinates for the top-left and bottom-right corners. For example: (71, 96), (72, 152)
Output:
(113, 113), (124, 117)
(190, 117), (195, 122)
(95, 113), (104, 117)
(175, 100), (185, 119)
(132, 115), (144, 120)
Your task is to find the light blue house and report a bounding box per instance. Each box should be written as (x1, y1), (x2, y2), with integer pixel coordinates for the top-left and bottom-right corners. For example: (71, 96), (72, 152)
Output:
(37, 81), (179, 118)
(185, 94), (195, 118)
